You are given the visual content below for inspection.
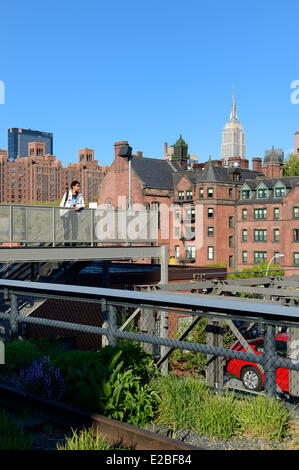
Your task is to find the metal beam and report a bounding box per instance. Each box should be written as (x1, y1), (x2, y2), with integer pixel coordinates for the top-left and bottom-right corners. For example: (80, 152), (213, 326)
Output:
(0, 246), (162, 263)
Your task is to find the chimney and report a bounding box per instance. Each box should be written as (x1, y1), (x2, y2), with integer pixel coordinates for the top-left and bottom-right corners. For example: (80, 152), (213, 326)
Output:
(114, 141), (129, 159)
(252, 157), (262, 172)
(164, 142), (168, 159)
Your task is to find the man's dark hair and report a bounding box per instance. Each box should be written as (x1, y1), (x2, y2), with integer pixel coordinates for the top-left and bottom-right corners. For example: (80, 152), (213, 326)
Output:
(71, 180), (80, 188)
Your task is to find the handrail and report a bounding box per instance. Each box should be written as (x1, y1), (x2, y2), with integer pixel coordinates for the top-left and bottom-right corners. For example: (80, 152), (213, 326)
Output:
(1, 278), (299, 323)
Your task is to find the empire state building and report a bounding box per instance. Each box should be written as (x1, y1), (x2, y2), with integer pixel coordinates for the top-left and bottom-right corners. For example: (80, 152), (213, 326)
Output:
(221, 88), (246, 165)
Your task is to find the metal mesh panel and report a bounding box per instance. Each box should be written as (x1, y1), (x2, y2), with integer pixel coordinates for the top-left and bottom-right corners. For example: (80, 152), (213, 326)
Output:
(0, 286), (299, 402)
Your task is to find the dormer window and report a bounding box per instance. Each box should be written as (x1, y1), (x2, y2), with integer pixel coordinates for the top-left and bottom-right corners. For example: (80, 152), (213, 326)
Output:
(257, 188), (267, 198)
(178, 191), (184, 201)
(186, 190), (193, 200)
(274, 187), (285, 198)
(241, 190), (250, 199)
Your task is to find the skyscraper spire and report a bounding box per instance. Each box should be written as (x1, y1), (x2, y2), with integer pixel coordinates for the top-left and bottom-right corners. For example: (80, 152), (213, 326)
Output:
(221, 86), (246, 164)
(229, 84), (238, 122)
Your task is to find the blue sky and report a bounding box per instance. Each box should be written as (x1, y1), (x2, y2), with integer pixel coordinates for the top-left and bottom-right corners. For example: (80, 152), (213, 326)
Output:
(0, 0), (298, 166)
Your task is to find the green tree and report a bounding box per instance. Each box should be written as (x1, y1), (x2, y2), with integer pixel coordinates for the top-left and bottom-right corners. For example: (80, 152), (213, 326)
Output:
(283, 154), (299, 176)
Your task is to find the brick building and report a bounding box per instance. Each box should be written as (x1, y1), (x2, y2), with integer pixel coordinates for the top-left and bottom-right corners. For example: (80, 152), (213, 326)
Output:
(98, 135), (299, 274)
(0, 143), (107, 204)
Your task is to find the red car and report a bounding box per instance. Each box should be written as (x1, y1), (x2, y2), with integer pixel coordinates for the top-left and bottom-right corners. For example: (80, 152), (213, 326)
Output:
(226, 333), (289, 392)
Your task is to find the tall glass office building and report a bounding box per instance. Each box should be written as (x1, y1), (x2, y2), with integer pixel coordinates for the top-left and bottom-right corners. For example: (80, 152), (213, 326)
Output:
(8, 128), (53, 161)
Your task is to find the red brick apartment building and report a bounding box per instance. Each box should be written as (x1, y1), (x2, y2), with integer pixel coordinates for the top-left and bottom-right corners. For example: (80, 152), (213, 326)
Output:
(98, 136), (299, 275)
(0, 143), (108, 204)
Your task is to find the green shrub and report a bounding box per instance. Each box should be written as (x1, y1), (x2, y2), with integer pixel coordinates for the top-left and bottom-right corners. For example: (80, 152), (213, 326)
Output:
(0, 409), (33, 450)
(0, 338), (41, 375)
(197, 392), (240, 439)
(153, 376), (291, 442)
(237, 395), (290, 441)
(0, 337), (65, 375)
(154, 375), (209, 431)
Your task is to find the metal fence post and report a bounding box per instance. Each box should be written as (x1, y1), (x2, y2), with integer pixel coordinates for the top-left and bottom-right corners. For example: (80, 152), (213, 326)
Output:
(206, 317), (223, 390)
(9, 205), (13, 247)
(160, 245), (168, 285)
(9, 294), (19, 337)
(101, 301), (118, 347)
(263, 323), (277, 398)
(52, 207), (56, 247)
(288, 326), (299, 401)
(160, 310), (169, 376)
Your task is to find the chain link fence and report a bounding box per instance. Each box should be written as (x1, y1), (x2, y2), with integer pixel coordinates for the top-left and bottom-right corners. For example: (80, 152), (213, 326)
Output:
(0, 280), (299, 402)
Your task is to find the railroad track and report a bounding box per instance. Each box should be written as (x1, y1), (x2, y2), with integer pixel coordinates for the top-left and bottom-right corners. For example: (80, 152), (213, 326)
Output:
(0, 383), (201, 450)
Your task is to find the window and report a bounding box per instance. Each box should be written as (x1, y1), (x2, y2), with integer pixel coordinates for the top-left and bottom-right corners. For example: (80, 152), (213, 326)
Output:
(229, 236), (233, 248)
(208, 188), (213, 198)
(274, 187), (285, 198)
(274, 229), (279, 242)
(242, 229), (247, 242)
(208, 208), (214, 218)
(293, 207), (299, 219)
(178, 191), (184, 201)
(186, 207), (195, 222)
(151, 201), (160, 229)
(254, 251), (267, 263)
(294, 229), (299, 242)
(242, 209), (247, 220)
(257, 188), (267, 199)
(229, 216), (233, 228)
(186, 190), (192, 201)
(208, 246), (214, 260)
(229, 255), (233, 268)
(242, 251), (248, 263)
(241, 190), (250, 199)
(294, 253), (299, 265)
(175, 246), (180, 258)
(208, 226), (214, 237)
(199, 188), (204, 198)
(186, 246), (195, 260)
(254, 229), (267, 242)
(229, 188), (233, 198)
(254, 208), (267, 220)
(274, 208), (279, 220)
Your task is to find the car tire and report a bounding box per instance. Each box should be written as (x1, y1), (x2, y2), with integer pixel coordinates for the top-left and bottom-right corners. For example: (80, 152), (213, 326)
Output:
(241, 366), (263, 392)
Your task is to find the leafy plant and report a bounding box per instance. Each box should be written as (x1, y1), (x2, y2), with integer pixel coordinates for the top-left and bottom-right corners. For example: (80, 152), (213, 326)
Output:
(0, 409), (34, 450)
(98, 367), (160, 426)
